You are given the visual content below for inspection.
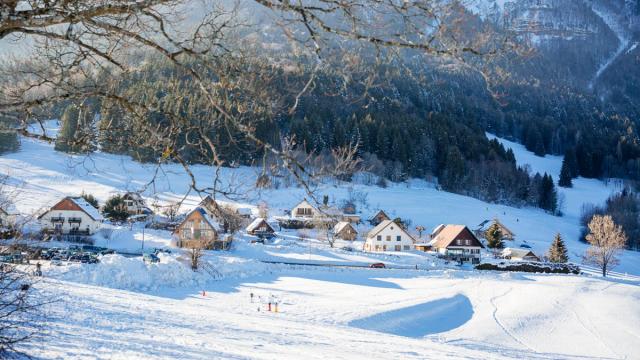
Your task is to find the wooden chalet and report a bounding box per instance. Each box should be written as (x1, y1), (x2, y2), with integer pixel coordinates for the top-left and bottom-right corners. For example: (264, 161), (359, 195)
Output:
(430, 225), (484, 264)
(333, 221), (358, 241)
(246, 218), (275, 238)
(368, 210), (390, 226)
(174, 207), (231, 250)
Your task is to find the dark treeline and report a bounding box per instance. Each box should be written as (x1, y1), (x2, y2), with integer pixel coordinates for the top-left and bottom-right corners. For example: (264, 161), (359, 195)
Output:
(45, 58), (562, 212)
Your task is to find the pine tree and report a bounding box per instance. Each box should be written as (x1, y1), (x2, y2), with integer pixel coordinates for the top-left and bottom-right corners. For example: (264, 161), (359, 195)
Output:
(538, 173), (558, 214)
(564, 147), (579, 178)
(102, 195), (129, 222)
(81, 192), (99, 209)
(558, 156), (573, 188)
(485, 222), (504, 249)
(548, 233), (569, 263)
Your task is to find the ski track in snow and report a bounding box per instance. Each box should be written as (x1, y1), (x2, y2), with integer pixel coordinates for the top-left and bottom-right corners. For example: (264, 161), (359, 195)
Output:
(586, 0), (631, 89)
(489, 286), (536, 353)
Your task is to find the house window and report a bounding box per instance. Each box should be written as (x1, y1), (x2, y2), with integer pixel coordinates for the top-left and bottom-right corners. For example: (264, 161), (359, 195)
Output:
(377, 235), (381, 241)
(386, 235), (391, 241)
(457, 239), (462, 245)
(403, 245), (410, 250)
(382, 245), (387, 251)
(395, 245), (401, 251)
(465, 239), (471, 246)
(396, 235), (401, 242)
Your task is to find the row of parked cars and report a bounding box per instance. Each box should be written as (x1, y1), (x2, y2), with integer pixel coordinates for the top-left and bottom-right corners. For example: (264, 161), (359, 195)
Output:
(40, 245), (114, 265)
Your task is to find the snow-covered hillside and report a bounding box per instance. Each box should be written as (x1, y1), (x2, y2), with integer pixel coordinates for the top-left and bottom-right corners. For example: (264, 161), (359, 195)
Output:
(3, 128), (640, 359)
(1, 123), (638, 275)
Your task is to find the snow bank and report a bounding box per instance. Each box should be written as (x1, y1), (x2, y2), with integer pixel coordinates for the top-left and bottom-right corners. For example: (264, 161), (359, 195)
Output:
(46, 253), (271, 292)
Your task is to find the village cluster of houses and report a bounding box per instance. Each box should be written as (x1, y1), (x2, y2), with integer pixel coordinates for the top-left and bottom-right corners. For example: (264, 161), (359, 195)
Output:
(3, 194), (541, 265)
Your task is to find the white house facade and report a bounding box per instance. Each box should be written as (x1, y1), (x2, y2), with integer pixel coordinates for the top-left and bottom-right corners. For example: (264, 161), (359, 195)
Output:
(291, 199), (318, 219)
(38, 197), (103, 235)
(364, 220), (415, 252)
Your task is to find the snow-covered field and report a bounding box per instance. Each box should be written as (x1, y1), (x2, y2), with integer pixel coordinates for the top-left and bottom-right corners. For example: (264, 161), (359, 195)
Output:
(2, 124), (640, 358)
(28, 267), (640, 359)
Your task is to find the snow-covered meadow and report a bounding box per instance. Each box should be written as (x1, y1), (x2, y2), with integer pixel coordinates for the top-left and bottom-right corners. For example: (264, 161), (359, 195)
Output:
(1, 123), (640, 358)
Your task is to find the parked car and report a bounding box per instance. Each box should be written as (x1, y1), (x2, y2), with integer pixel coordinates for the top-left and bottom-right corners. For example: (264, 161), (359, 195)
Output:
(519, 244), (532, 249)
(340, 246), (354, 252)
(10, 253), (28, 264)
(153, 248), (171, 254)
(0, 255), (12, 263)
(143, 253), (160, 264)
(369, 262), (386, 269)
(50, 257), (64, 266)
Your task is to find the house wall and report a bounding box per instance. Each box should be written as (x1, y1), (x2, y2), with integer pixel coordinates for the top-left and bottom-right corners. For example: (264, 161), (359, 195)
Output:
(175, 212), (218, 246)
(292, 202), (316, 218)
(337, 227), (357, 241)
(365, 224), (413, 252)
(40, 209), (101, 234)
(437, 246), (482, 264)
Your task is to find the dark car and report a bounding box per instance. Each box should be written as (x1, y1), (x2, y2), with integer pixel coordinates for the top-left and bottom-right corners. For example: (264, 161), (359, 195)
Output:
(369, 262), (386, 269)
(143, 253), (160, 264)
(519, 244), (532, 249)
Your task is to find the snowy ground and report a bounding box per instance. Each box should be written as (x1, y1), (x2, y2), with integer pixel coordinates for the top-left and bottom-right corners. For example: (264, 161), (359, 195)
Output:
(25, 266), (640, 359)
(3, 125), (640, 358)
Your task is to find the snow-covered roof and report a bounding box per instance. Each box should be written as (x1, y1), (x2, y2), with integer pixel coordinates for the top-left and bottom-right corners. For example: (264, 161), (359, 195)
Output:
(333, 221), (354, 234)
(246, 217), (273, 233)
(236, 207), (252, 216)
(367, 220), (412, 240)
(70, 197), (103, 221)
(197, 207), (221, 231)
(430, 225), (483, 249)
(502, 248), (538, 259)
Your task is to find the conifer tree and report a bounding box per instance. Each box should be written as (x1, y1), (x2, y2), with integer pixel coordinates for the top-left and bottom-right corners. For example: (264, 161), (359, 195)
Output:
(558, 156), (573, 188)
(102, 195), (129, 222)
(485, 222), (504, 249)
(548, 233), (569, 263)
(538, 173), (558, 214)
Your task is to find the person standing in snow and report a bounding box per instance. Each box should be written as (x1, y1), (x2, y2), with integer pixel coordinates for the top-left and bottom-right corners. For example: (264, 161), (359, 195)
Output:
(35, 262), (42, 277)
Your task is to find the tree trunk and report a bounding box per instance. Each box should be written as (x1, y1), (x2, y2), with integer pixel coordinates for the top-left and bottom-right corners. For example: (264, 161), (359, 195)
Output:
(602, 263), (607, 277)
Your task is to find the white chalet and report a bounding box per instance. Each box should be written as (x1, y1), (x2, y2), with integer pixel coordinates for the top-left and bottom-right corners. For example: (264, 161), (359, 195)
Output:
(364, 220), (415, 252)
(38, 196), (103, 235)
(291, 199), (318, 219)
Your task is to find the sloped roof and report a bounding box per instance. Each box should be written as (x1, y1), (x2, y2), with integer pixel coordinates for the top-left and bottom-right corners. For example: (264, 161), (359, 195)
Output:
(367, 220), (413, 241)
(72, 197), (103, 221)
(502, 248), (538, 259)
(476, 218), (515, 236)
(334, 221), (356, 234)
(40, 197), (103, 221)
(431, 224), (445, 237)
(430, 225), (484, 249)
(246, 217), (274, 233)
(369, 210), (390, 221)
(196, 207), (221, 231)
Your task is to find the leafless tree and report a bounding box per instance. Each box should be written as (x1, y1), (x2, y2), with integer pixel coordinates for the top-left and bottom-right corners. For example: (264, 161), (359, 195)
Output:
(187, 238), (213, 271)
(0, 262), (46, 358)
(584, 215), (627, 277)
(0, 0), (512, 210)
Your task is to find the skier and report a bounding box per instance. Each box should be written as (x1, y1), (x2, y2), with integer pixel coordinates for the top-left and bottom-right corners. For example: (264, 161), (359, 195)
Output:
(250, 292), (254, 303)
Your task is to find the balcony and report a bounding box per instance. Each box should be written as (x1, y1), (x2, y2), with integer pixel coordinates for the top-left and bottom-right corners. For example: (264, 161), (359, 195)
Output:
(68, 217), (82, 223)
(69, 228), (90, 236)
(50, 217), (65, 223)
